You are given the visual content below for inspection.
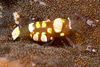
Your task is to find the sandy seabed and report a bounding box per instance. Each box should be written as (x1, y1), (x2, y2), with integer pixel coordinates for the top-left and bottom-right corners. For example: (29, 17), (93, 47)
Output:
(0, 0), (100, 67)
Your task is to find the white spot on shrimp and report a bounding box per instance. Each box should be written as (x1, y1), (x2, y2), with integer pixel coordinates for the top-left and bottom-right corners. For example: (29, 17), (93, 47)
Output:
(53, 18), (63, 33)
(33, 32), (39, 41)
(29, 23), (35, 32)
(41, 32), (47, 42)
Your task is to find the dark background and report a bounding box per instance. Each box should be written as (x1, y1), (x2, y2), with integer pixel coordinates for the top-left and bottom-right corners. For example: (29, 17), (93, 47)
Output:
(0, 0), (100, 67)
